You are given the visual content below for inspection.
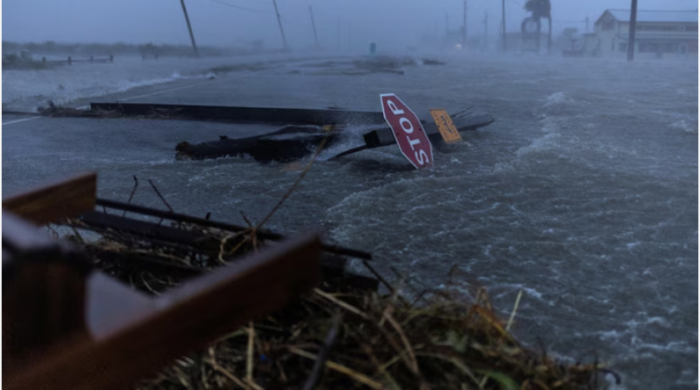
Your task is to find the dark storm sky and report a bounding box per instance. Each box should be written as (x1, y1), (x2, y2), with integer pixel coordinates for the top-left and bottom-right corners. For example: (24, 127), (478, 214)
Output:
(2, 0), (697, 49)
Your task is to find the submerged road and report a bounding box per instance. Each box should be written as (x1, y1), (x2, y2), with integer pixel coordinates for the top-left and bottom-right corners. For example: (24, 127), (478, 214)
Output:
(3, 54), (698, 389)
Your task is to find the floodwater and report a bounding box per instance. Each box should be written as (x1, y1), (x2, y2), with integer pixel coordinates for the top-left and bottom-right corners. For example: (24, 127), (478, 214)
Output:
(2, 52), (698, 390)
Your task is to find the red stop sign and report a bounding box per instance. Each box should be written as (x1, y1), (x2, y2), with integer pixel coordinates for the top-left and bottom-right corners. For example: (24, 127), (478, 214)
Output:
(380, 93), (433, 169)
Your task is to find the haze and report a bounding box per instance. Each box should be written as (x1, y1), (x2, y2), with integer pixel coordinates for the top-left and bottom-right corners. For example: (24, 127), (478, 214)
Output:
(3, 0), (698, 51)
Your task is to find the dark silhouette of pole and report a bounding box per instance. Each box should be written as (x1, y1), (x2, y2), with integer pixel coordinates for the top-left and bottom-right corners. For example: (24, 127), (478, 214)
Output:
(502, 0), (506, 51)
(272, 0), (289, 50)
(463, 0), (467, 47)
(585, 16), (589, 33)
(309, 5), (319, 49)
(627, 0), (638, 61)
(179, 0), (199, 57)
(484, 11), (488, 49)
(547, 17), (552, 55)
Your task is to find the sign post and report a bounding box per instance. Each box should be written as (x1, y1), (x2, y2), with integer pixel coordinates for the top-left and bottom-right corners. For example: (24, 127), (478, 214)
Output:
(380, 94), (433, 169)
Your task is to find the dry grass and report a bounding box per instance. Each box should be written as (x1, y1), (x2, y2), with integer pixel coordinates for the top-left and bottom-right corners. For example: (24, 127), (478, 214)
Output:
(120, 268), (607, 390)
(69, 211), (610, 390)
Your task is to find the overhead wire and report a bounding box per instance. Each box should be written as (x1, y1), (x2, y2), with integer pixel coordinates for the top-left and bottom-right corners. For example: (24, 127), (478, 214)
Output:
(204, 0), (272, 14)
(508, 0), (523, 8)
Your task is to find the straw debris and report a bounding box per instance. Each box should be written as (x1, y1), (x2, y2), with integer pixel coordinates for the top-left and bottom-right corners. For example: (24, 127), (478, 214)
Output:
(115, 263), (610, 390)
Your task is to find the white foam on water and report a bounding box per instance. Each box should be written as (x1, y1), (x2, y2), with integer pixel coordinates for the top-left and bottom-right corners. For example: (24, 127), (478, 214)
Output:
(1, 55), (268, 111)
(493, 283), (546, 301)
(515, 131), (561, 158)
(670, 119), (698, 134)
(316, 136), (366, 161)
(543, 91), (571, 107)
(598, 330), (624, 342)
(636, 341), (696, 354)
(624, 316), (672, 329)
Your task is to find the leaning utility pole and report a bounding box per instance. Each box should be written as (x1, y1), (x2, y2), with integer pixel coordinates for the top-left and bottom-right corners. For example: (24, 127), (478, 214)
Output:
(462, 0), (468, 47)
(627, 0), (638, 61)
(337, 17), (341, 51)
(484, 11), (488, 48)
(501, 0), (506, 51)
(308, 4), (319, 49)
(179, 0), (199, 57)
(272, 0), (289, 50)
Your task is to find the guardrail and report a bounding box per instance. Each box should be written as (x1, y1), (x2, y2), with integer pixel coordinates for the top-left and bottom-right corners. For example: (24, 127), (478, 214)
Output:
(41, 55), (114, 65)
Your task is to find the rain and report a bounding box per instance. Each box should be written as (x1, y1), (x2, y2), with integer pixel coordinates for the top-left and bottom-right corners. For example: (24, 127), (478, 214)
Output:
(3, 1), (698, 389)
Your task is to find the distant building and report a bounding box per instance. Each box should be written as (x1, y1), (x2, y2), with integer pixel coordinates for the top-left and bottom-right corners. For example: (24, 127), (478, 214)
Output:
(585, 9), (698, 59)
(503, 32), (548, 53)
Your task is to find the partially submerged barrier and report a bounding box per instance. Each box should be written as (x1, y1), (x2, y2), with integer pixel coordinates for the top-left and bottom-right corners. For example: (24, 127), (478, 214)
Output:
(40, 55), (114, 65)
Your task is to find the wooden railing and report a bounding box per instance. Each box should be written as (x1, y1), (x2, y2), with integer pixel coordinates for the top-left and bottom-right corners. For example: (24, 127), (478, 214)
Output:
(2, 173), (322, 390)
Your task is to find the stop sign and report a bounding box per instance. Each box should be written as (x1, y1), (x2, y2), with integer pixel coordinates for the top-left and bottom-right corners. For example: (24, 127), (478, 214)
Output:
(380, 93), (433, 169)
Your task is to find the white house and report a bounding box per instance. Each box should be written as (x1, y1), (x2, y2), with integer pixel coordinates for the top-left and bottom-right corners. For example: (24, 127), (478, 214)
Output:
(585, 9), (698, 59)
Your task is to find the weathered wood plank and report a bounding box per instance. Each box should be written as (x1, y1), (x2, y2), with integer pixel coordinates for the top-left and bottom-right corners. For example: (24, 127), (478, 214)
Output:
(3, 212), (91, 366)
(3, 172), (97, 225)
(5, 232), (321, 390)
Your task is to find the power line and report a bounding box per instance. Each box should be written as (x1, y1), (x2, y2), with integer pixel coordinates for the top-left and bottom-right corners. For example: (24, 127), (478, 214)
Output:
(204, 0), (271, 14)
(508, 0), (523, 8)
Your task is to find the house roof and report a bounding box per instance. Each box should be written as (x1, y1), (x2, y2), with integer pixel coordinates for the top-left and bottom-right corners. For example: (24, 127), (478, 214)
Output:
(600, 9), (698, 24)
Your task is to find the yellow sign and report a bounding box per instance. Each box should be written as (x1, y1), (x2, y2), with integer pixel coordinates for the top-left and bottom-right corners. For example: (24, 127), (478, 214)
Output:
(430, 109), (462, 144)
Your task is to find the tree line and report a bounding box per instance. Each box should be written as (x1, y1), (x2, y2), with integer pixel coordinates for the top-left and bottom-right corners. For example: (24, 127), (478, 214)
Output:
(1, 41), (254, 57)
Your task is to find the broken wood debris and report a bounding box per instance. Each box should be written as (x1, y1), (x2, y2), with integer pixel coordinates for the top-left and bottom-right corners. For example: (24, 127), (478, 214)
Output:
(89, 197), (372, 260)
(2, 172), (97, 225)
(37, 101), (122, 118)
(298, 56), (446, 76)
(2, 170), (328, 390)
(3, 169), (615, 390)
(174, 111), (494, 162)
(4, 211), (322, 390)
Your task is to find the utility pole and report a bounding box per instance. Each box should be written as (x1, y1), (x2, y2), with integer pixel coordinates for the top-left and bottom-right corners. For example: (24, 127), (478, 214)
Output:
(308, 4), (319, 49)
(462, 0), (467, 48)
(585, 16), (589, 33)
(179, 0), (199, 57)
(502, 0), (506, 52)
(627, 0), (638, 61)
(484, 11), (488, 49)
(272, 0), (289, 51)
(446, 13), (449, 35)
